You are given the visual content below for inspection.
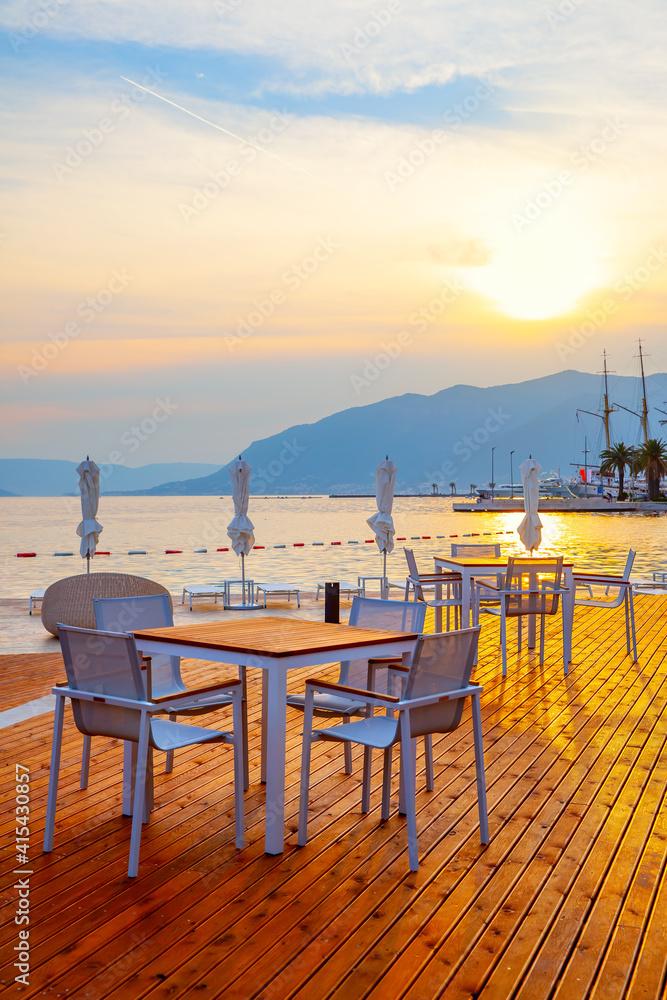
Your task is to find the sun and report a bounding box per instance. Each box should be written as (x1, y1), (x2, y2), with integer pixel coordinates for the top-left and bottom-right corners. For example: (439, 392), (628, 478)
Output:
(463, 217), (607, 320)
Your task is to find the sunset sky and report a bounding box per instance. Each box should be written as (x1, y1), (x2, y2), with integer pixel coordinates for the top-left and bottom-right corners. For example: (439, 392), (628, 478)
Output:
(2, 0), (667, 466)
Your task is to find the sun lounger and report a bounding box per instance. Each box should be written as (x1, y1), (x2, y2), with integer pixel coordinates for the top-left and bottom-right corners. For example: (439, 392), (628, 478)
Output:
(181, 584), (227, 611)
(29, 589), (45, 615)
(315, 582), (363, 601)
(255, 583), (301, 608)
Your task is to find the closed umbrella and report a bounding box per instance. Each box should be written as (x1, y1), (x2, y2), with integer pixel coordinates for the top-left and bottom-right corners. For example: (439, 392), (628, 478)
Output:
(76, 457), (103, 573)
(226, 457), (261, 608)
(366, 457), (397, 597)
(517, 457), (542, 552)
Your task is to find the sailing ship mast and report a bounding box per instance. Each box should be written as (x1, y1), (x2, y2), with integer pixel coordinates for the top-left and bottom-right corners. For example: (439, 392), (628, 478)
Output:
(577, 349), (615, 452)
(613, 339), (650, 445)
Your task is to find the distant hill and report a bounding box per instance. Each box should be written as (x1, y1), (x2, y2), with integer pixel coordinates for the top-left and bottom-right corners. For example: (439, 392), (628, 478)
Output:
(123, 369), (667, 495)
(0, 487), (19, 497)
(0, 460), (220, 497)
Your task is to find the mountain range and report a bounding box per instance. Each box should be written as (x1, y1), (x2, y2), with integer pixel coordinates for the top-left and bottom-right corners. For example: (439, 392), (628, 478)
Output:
(112, 368), (667, 495)
(4, 370), (665, 497)
(0, 460), (219, 497)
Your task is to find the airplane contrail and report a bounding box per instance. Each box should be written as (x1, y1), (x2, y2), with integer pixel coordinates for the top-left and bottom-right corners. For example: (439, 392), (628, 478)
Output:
(120, 76), (315, 177)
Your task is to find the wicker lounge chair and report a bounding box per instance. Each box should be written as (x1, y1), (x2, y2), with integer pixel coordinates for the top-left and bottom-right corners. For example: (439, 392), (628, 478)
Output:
(40, 572), (170, 637)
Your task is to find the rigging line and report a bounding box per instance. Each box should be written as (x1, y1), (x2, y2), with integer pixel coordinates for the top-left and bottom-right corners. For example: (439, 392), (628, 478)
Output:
(119, 76), (316, 178)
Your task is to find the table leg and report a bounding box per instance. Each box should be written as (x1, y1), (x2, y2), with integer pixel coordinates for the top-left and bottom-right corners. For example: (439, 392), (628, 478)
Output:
(264, 666), (288, 854)
(260, 671), (268, 784)
(563, 566), (574, 670)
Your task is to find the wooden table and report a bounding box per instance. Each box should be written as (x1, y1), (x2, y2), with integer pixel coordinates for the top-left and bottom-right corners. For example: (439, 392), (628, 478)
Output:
(133, 617), (419, 854)
(434, 555), (575, 666)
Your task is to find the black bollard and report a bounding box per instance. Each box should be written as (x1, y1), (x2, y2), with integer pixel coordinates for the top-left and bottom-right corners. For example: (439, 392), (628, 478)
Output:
(324, 582), (340, 624)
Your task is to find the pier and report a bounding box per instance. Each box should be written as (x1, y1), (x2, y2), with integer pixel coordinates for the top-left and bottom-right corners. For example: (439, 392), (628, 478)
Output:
(2, 594), (667, 997)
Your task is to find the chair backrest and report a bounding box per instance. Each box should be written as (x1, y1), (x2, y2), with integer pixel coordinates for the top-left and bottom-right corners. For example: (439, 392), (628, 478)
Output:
(93, 594), (182, 697)
(451, 543), (500, 558)
(403, 547), (420, 579)
(622, 550), (636, 580)
(342, 597), (427, 691)
(58, 624), (146, 742)
(403, 628), (480, 737)
(503, 557), (563, 617)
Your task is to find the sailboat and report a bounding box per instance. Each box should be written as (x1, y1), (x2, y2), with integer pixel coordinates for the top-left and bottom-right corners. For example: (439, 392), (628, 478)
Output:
(572, 342), (653, 498)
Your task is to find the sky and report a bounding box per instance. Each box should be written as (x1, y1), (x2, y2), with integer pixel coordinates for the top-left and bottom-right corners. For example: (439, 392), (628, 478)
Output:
(2, 0), (667, 467)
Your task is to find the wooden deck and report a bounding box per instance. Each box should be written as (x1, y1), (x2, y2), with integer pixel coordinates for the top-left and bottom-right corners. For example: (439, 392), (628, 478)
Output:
(2, 594), (667, 998)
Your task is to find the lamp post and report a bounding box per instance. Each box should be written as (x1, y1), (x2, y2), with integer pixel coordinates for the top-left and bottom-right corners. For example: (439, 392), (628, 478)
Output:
(510, 450), (515, 499)
(491, 446), (496, 501)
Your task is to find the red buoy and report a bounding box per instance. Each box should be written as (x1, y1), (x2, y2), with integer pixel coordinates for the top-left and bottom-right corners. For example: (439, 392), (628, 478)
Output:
(293, 542), (304, 547)
(331, 541), (341, 545)
(253, 545), (265, 549)
(165, 550), (182, 554)
(16, 552), (36, 558)
(217, 547), (229, 552)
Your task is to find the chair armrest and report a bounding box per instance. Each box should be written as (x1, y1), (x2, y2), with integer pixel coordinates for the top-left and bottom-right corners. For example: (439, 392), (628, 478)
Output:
(396, 683), (483, 710)
(140, 655), (152, 670)
(573, 574), (629, 585)
(304, 678), (400, 703)
(473, 579), (502, 592)
(150, 678), (242, 704)
(367, 657), (402, 664)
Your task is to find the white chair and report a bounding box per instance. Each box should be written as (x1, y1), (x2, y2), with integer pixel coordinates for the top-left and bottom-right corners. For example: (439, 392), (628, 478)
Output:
(403, 547), (462, 631)
(298, 627), (488, 870)
(286, 596), (427, 776)
(44, 625), (245, 877)
(451, 543), (500, 558)
(573, 550), (637, 660)
(451, 542), (503, 590)
(473, 556), (569, 675)
(91, 594), (249, 788)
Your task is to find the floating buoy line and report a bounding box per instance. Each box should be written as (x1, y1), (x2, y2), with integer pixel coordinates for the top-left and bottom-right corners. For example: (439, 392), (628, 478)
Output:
(12, 530), (516, 559)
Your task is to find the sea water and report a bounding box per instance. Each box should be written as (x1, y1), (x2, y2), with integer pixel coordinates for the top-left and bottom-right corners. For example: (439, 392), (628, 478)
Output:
(1, 495), (665, 598)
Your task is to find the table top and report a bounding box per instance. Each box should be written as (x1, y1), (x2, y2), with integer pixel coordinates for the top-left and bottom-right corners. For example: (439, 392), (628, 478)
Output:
(133, 616), (418, 658)
(435, 555), (574, 568)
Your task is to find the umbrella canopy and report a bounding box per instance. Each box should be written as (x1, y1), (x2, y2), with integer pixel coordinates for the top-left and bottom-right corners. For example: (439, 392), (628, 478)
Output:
(366, 458), (397, 554)
(76, 458), (103, 564)
(227, 459), (255, 556)
(517, 457), (543, 552)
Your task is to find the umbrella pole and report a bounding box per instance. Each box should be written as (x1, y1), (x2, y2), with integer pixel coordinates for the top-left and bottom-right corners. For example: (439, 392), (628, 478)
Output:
(383, 550), (387, 599)
(86, 552), (90, 575)
(241, 552), (246, 602)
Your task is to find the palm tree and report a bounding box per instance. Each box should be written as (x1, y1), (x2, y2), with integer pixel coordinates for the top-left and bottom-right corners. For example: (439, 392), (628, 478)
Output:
(599, 442), (635, 500)
(449, 481), (456, 495)
(635, 438), (667, 500)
